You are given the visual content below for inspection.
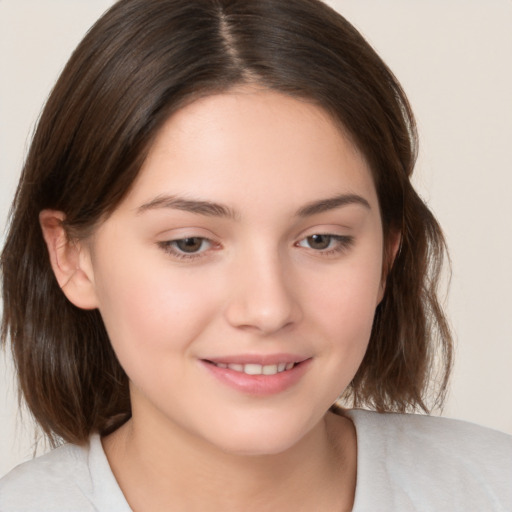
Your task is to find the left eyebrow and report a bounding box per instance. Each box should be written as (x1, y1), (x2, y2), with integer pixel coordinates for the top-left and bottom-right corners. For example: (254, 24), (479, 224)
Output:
(295, 194), (371, 217)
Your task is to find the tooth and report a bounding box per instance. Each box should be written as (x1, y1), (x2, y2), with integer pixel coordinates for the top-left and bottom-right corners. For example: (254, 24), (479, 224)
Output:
(244, 364), (263, 375)
(262, 364), (278, 375)
(222, 362), (296, 375)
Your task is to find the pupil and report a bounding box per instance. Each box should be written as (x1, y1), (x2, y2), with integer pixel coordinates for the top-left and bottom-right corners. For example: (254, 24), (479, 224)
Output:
(177, 238), (202, 253)
(308, 234), (330, 250)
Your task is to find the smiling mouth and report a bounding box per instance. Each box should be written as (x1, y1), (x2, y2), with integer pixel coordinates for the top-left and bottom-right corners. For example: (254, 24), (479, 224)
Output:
(207, 361), (297, 376)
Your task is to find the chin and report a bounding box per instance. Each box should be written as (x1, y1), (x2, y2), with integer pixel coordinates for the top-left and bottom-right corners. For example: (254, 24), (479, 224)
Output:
(199, 411), (324, 457)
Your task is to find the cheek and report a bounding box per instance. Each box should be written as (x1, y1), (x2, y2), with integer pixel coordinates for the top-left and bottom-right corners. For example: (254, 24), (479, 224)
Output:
(311, 255), (382, 330)
(304, 252), (382, 381)
(92, 252), (220, 372)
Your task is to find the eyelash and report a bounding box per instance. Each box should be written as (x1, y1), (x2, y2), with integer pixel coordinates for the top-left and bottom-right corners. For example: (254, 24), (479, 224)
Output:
(158, 234), (354, 261)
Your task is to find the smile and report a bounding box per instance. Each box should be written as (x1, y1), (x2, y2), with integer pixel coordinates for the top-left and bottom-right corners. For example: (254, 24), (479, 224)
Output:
(211, 362), (296, 375)
(202, 357), (312, 395)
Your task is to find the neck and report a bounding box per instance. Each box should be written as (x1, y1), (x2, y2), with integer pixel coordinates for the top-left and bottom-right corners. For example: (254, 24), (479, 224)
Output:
(103, 410), (357, 512)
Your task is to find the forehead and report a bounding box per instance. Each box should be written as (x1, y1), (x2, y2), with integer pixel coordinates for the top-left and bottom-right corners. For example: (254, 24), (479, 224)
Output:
(120, 87), (378, 216)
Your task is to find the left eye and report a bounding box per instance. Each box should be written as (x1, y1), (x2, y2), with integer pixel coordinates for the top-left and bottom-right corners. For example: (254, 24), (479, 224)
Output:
(297, 234), (352, 251)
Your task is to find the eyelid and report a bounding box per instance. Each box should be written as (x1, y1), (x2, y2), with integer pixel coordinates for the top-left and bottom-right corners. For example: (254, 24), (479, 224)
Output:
(154, 225), (218, 239)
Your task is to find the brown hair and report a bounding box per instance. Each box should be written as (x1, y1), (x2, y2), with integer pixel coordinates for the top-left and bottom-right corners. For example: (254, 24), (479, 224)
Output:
(1, 0), (452, 446)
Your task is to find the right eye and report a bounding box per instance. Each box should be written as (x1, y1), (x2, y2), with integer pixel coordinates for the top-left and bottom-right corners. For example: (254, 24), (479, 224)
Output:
(158, 237), (215, 260)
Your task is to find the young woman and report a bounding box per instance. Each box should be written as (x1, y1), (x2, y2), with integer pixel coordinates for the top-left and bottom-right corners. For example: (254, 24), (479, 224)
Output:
(1, 0), (510, 510)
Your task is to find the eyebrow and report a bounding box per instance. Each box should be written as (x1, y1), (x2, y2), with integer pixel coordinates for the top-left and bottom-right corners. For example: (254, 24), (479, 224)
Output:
(137, 193), (370, 219)
(137, 195), (239, 219)
(295, 193), (371, 217)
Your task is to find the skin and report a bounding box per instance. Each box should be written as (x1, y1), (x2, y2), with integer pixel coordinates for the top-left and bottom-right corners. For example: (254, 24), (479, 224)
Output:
(41, 87), (391, 511)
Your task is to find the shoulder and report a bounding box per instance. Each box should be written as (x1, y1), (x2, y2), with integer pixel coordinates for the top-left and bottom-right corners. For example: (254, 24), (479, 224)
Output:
(0, 435), (131, 512)
(0, 441), (93, 511)
(346, 409), (512, 511)
(348, 408), (512, 453)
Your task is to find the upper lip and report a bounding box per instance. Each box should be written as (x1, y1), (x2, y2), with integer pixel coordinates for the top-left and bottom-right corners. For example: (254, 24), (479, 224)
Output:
(203, 353), (310, 365)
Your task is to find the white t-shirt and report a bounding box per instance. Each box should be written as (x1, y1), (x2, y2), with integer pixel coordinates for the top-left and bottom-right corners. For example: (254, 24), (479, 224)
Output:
(1, 410), (511, 511)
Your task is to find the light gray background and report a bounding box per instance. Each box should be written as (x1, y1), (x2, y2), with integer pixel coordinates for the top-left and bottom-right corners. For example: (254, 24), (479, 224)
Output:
(1, 0), (511, 476)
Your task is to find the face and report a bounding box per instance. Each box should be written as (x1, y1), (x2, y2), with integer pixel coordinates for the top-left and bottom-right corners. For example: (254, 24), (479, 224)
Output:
(81, 88), (385, 455)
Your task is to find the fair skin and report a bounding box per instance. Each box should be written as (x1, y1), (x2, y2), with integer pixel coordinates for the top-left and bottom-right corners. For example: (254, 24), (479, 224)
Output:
(41, 88), (394, 511)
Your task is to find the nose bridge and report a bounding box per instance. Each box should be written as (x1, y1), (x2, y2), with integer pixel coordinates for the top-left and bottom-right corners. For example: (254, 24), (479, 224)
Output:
(224, 240), (301, 334)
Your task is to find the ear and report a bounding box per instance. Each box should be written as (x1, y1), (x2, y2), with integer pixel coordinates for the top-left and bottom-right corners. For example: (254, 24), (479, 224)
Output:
(39, 210), (99, 310)
(377, 230), (401, 303)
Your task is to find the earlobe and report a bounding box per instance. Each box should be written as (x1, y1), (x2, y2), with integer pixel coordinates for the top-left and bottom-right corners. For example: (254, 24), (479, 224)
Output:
(39, 210), (99, 310)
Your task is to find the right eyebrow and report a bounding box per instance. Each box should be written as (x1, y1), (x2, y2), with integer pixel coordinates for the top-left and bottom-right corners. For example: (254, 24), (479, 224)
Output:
(136, 195), (239, 220)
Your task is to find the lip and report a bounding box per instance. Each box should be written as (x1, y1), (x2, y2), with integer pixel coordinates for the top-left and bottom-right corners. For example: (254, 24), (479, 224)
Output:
(200, 355), (312, 396)
(204, 353), (309, 366)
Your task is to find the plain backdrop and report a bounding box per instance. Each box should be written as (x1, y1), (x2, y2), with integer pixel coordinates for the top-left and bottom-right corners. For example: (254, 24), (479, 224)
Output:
(1, 0), (511, 476)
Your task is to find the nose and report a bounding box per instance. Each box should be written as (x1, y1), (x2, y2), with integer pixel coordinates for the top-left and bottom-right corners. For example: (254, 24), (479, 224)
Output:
(223, 249), (302, 335)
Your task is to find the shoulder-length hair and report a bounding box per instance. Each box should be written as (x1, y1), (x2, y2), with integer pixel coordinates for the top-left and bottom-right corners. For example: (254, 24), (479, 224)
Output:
(1, 0), (452, 446)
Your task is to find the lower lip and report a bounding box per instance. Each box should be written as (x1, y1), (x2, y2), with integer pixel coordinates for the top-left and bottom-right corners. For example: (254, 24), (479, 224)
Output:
(200, 359), (312, 396)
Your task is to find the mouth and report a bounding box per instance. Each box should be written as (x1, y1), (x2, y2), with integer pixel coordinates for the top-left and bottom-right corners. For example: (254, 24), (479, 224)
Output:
(201, 356), (311, 395)
(206, 361), (297, 376)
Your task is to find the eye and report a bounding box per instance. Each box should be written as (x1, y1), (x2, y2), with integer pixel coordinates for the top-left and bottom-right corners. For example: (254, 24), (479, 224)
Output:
(300, 234), (333, 250)
(174, 237), (208, 253)
(296, 234), (354, 254)
(158, 237), (216, 260)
